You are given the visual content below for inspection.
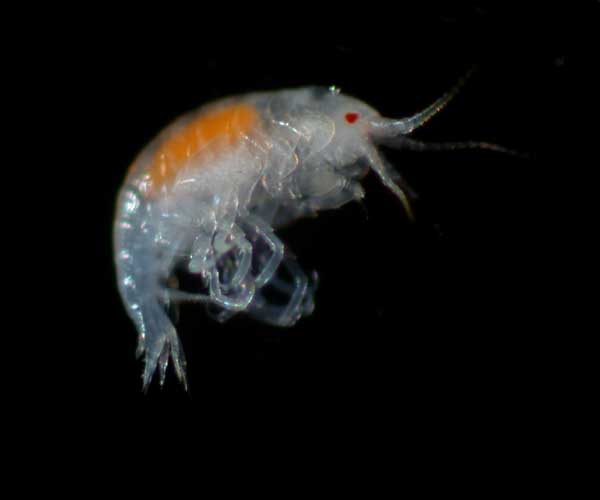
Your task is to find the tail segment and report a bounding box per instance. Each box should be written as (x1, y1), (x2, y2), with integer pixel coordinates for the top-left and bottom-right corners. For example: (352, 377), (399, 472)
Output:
(139, 303), (188, 392)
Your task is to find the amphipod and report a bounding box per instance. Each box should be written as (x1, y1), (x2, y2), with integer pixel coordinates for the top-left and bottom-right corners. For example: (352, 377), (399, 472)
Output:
(114, 73), (511, 390)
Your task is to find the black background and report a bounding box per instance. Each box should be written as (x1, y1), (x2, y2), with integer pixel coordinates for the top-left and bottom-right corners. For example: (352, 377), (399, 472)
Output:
(26, 2), (593, 444)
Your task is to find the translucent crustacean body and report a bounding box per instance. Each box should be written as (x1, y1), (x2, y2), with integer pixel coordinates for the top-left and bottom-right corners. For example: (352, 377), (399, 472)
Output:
(114, 72), (512, 390)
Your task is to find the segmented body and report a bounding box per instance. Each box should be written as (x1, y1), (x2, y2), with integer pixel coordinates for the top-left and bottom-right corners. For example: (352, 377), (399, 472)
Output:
(115, 77), (492, 389)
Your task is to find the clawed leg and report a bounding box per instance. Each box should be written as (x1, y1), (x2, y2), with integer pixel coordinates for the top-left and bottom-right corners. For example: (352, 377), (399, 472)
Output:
(165, 223), (256, 311)
(249, 254), (317, 327)
(161, 214), (315, 327)
(165, 265), (255, 312)
(164, 215), (284, 314)
(241, 214), (284, 288)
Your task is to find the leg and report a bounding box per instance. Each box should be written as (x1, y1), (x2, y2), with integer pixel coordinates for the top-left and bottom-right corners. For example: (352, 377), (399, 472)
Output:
(205, 219), (287, 311)
(166, 223), (256, 311)
(165, 262), (255, 312)
(364, 144), (415, 221)
(249, 254), (317, 327)
(241, 214), (284, 288)
(213, 225), (252, 293)
(188, 214), (285, 323)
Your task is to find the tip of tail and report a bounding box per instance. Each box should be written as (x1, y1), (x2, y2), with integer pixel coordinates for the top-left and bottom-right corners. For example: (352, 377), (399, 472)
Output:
(141, 330), (188, 393)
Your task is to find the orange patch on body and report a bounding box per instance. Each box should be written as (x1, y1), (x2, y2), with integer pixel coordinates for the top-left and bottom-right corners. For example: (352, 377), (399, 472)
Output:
(144, 103), (259, 194)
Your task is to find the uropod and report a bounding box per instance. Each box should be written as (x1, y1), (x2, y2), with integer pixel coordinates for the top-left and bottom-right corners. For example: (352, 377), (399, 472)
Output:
(114, 71), (514, 390)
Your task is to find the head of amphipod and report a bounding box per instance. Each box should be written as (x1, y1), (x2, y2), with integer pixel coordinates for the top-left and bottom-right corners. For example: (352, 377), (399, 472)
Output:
(115, 69), (520, 391)
(264, 73), (491, 220)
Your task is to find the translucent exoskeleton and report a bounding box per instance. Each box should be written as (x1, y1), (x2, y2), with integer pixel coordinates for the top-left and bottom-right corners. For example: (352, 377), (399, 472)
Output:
(114, 70), (517, 390)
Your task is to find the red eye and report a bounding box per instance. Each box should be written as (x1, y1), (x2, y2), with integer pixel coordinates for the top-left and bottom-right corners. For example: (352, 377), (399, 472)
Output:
(345, 112), (359, 124)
